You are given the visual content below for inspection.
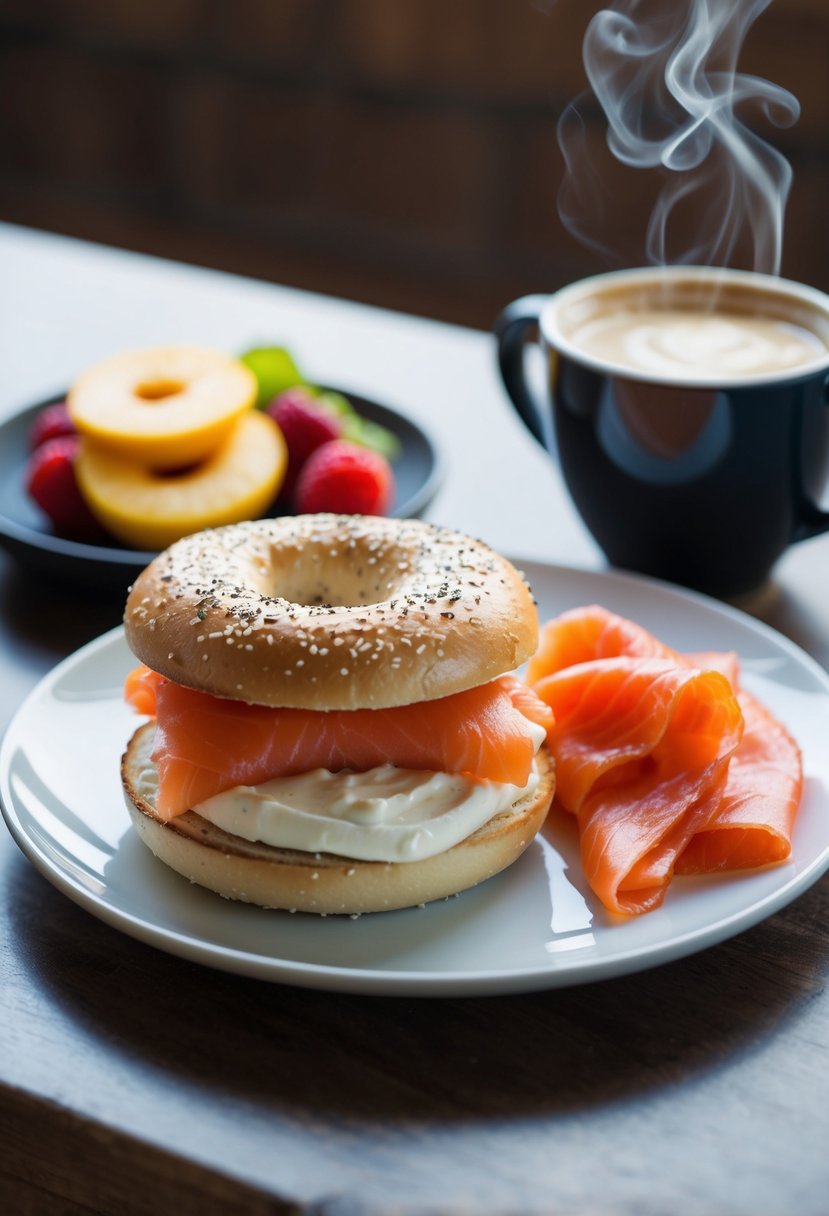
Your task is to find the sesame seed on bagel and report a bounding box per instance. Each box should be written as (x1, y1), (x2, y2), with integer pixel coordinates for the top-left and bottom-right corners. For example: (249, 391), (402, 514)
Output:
(123, 514), (538, 710)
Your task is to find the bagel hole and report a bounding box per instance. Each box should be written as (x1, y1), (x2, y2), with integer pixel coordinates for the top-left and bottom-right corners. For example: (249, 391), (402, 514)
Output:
(270, 563), (408, 609)
(263, 537), (412, 608)
(135, 377), (186, 402)
(277, 578), (380, 608)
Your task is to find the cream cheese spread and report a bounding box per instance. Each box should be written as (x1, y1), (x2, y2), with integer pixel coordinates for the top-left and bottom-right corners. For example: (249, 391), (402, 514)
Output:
(192, 721), (546, 863)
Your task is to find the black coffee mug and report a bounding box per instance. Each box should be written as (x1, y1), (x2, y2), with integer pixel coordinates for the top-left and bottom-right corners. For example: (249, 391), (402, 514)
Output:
(496, 267), (829, 598)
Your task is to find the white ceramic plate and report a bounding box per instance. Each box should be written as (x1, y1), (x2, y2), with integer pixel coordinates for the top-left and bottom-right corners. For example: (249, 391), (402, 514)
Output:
(3, 561), (829, 996)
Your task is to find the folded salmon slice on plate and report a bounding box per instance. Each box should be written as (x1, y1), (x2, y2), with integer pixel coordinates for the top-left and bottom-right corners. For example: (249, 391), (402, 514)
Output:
(527, 602), (739, 685)
(675, 688), (802, 875)
(528, 605), (802, 916)
(124, 666), (553, 820)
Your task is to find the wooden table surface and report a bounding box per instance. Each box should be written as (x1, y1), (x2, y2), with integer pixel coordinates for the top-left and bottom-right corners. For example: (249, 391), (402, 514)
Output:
(1, 224), (828, 1216)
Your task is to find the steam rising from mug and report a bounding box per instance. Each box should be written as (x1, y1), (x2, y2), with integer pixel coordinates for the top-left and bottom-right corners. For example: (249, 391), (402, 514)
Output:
(558, 0), (800, 274)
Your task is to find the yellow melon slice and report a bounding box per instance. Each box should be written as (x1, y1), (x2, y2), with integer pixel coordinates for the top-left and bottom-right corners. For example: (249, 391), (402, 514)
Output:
(68, 346), (257, 470)
(75, 410), (287, 551)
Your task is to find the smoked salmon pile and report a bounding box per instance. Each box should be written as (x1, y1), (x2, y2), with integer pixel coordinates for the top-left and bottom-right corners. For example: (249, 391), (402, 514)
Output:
(526, 605), (803, 916)
(124, 666), (554, 820)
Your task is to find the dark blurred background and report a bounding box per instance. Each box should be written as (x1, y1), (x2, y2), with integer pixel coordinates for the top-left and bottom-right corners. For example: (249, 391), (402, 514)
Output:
(0, 0), (827, 330)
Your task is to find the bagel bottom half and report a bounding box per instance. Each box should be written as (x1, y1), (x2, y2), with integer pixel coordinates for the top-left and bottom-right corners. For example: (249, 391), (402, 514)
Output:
(121, 723), (556, 915)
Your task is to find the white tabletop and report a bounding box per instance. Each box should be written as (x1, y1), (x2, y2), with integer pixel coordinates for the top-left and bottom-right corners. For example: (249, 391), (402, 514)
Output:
(2, 219), (828, 670)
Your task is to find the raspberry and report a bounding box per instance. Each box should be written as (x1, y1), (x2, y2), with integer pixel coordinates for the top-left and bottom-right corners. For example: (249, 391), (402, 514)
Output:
(25, 435), (104, 540)
(266, 388), (342, 498)
(294, 439), (395, 516)
(29, 401), (76, 450)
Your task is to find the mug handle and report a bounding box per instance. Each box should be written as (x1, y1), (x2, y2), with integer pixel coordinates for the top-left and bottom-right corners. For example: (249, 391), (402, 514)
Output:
(494, 294), (554, 451)
(793, 372), (829, 541)
(793, 502), (829, 542)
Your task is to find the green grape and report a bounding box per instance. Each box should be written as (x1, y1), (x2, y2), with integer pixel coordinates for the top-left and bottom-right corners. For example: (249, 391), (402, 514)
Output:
(240, 347), (307, 409)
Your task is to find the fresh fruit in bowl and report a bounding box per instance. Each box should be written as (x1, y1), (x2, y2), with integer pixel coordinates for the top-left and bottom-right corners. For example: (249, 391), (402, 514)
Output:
(23, 342), (400, 550)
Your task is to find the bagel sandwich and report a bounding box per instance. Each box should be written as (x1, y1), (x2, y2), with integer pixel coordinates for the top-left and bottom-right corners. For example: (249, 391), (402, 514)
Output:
(121, 514), (556, 914)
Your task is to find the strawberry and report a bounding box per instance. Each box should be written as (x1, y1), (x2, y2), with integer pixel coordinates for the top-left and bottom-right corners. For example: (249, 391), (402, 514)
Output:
(25, 435), (104, 540)
(294, 439), (395, 516)
(29, 401), (76, 450)
(266, 387), (342, 499)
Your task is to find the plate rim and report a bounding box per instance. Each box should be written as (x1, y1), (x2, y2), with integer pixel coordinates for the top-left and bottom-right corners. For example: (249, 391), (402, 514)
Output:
(3, 560), (829, 997)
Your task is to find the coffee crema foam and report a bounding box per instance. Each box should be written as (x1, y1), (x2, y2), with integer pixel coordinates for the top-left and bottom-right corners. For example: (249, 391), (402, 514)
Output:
(565, 307), (827, 380)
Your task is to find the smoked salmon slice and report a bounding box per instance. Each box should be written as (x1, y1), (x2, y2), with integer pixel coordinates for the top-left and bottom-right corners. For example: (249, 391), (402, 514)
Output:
(528, 603), (739, 681)
(675, 688), (802, 874)
(528, 605), (803, 915)
(534, 657), (743, 915)
(526, 604), (680, 677)
(124, 666), (554, 820)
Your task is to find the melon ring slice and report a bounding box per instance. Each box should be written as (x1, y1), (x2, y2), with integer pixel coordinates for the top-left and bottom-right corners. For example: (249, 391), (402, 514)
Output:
(68, 345), (258, 470)
(75, 410), (287, 552)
